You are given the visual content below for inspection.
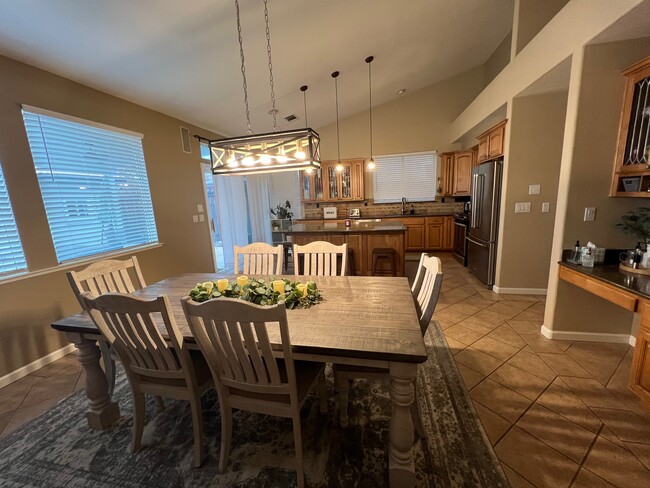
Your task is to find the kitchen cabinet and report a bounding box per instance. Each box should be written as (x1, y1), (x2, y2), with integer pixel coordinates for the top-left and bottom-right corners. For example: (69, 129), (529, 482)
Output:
(443, 216), (454, 250)
(631, 299), (650, 404)
(610, 56), (650, 197)
(476, 120), (507, 163)
(472, 145), (479, 168)
(404, 217), (425, 251)
(439, 152), (455, 196)
(452, 150), (473, 196)
(303, 159), (365, 202)
(425, 217), (443, 250)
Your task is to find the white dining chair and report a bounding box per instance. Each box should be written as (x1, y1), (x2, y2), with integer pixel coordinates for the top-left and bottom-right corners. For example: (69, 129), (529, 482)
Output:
(293, 241), (347, 276)
(234, 242), (284, 275)
(181, 297), (326, 487)
(335, 254), (443, 435)
(82, 292), (214, 467)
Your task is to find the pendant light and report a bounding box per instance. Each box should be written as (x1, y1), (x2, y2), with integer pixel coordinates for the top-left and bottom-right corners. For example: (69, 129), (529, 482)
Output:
(365, 55), (376, 171)
(332, 71), (344, 172)
(207, 0), (321, 176)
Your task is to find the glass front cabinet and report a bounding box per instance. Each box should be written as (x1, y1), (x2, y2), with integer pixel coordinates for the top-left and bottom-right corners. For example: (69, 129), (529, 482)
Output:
(301, 160), (365, 202)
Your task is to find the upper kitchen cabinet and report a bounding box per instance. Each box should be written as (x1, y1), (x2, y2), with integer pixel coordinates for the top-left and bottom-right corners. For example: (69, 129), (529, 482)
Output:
(476, 120), (507, 163)
(324, 159), (365, 201)
(611, 56), (650, 197)
(301, 167), (324, 202)
(439, 152), (455, 196)
(452, 150), (473, 196)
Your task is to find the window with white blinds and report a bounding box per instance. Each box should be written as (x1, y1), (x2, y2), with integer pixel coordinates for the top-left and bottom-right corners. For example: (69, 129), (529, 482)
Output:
(269, 172), (302, 219)
(0, 163), (27, 277)
(372, 151), (437, 203)
(22, 107), (159, 263)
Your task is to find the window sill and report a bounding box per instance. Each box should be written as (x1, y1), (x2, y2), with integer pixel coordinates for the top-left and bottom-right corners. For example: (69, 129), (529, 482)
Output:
(0, 242), (163, 286)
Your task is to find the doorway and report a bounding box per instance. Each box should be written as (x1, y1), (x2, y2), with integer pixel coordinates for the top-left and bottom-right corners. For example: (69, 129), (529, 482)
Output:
(201, 163), (225, 270)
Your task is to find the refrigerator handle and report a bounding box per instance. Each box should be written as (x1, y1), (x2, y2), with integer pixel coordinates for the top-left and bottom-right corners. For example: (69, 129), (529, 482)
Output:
(471, 174), (478, 228)
(477, 174), (485, 229)
(467, 235), (489, 248)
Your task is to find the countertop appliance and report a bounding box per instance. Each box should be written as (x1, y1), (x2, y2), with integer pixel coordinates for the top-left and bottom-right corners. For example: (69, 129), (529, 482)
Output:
(349, 208), (360, 218)
(467, 160), (502, 288)
(453, 212), (469, 266)
(323, 206), (337, 219)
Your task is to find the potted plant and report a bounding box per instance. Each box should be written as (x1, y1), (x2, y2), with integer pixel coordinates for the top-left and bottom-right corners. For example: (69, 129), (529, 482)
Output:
(617, 207), (650, 245)
(270, 200), (293, 230)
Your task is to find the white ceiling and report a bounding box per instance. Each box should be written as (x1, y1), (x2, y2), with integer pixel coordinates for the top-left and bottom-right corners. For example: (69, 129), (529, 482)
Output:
(0, 0), (514, 136)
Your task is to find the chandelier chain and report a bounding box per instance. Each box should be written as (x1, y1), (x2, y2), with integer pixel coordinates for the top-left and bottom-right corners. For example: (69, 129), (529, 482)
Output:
(263, 0), (278, 131)
(235, 0), (252, 135)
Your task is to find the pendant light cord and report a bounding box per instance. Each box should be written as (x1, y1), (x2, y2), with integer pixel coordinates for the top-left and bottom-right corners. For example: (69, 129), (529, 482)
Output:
(333, 71), (341, 163)
(263, 0), (278, 131)
(367, 56), (374, 157)
(234, 0), (252, 134)
(301, 86), (309, 127)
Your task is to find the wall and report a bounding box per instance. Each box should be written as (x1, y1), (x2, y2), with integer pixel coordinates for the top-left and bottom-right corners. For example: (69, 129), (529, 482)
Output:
(0, 55), (222, 377)
(513, 0), (570, 55)
(496, 91), (568, 290)
(546, 37), (650, 336)
(485, 32), (513, 86)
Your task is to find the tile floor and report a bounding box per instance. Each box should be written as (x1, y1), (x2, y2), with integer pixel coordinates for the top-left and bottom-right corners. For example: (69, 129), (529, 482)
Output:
(1, 253), (649, 488)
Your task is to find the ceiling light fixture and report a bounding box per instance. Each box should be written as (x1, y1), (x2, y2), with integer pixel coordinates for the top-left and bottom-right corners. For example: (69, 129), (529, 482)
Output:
(398, 88), (407, 95)
(207, 0), (320, 176)
(332, 71), (344, 172)
(365, 55), (376, 171)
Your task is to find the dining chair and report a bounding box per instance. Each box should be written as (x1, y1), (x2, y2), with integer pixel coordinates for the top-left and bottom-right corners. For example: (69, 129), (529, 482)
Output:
(82, 292), (214, 467)
(67, 256), (147, 395)
(335, 254), (443, 436)
(293, 241), (348, 276)
(234, 242), (284, 275)
(181, 297), (326, 487)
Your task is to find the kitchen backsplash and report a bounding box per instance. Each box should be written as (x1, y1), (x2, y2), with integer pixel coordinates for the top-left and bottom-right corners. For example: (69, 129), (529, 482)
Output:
(302, 200), (465, 219)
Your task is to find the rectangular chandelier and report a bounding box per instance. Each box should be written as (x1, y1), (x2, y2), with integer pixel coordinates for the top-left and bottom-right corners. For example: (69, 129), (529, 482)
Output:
(208, 128), (321, 175)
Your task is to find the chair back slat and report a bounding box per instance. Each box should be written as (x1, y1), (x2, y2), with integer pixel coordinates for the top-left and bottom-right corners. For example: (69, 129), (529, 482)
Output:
(82, 293), (192, 380)
(67, 256), (146, 309)
(234, 243), (283, 275)
(293, 241), (347, 276)
(413, 255), (443, 334)
(182, 297), (294, 396)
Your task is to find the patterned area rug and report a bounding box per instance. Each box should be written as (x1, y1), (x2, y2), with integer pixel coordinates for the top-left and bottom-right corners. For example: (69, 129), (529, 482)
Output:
(0, 323), (507, 487)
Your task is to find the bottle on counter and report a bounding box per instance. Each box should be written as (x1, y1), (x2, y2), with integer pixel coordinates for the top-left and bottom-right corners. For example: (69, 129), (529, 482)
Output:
(633, 242), (643, 269)
(582, 247), (595, 268)
(409, 204), (415, 215)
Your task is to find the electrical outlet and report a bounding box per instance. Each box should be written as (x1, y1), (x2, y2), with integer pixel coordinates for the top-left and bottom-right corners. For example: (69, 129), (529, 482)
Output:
(515, 202), (531, 213)
(529, 184), (540, 195)
(192, 215), (199, 223)
(542, 202), (550, 213)
(197, 204), (204, 213)
(584, 207), (596, 221)
(199, 214), (205, 222)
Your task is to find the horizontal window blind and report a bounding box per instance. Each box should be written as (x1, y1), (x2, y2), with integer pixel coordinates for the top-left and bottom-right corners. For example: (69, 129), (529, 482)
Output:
(269, 172), (302, 219)
(0, 164), (27, 276)
(373, 151), (437, 203)
(23, 109), (159, 263)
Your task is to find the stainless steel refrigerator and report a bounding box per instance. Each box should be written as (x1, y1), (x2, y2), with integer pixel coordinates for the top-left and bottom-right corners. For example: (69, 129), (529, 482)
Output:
(467, 160), (502, 288)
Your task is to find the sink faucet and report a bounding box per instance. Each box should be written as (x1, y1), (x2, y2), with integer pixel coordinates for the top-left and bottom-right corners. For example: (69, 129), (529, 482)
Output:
(401, 197), (407, 215)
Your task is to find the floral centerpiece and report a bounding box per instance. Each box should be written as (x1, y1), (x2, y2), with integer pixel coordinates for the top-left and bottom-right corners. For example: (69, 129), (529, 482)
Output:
(188, 277), (323, 309)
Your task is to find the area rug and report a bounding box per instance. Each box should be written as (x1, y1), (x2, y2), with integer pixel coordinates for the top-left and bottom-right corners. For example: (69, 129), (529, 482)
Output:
(0, 323), (507, 487)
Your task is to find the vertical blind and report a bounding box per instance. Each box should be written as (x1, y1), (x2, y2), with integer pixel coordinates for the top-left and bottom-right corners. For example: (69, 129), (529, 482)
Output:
(372, 151), (437, 203)
(269, 172), (302, 219)
(0, 163), (27, 276)
(23, 108), (159, 263)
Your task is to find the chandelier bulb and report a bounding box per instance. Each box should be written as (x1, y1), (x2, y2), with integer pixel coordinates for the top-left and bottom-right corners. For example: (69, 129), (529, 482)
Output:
(305, 167), (313, 174)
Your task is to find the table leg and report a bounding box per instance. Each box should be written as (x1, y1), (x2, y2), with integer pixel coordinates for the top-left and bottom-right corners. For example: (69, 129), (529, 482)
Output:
(388, 362), (417, 487)
(66, 332), (120, 430)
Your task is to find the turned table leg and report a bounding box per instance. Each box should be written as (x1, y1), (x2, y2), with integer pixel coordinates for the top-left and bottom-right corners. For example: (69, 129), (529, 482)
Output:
(66, 332), (120, 430)
(388, 362), (417, 488)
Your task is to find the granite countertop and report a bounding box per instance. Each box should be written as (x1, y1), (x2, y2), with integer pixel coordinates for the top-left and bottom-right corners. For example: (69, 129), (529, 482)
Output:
(559, 260), (650, 300)
(297, 212), (457, 221)
(287, 221), (407, 233)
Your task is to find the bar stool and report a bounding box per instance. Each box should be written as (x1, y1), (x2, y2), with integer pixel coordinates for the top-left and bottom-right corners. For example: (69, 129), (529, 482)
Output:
(347, 249), (356, 276)
(371, 248), (397, 276)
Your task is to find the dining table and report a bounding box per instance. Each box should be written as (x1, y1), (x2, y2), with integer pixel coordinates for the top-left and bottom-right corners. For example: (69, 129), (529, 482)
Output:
(51, 273), (428, 487)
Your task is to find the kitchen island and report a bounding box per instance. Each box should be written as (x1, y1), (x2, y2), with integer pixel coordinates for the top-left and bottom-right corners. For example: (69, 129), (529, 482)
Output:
(287, 221), (406, 276)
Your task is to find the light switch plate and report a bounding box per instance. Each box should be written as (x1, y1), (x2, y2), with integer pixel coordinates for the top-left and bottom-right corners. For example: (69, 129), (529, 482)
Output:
(542, 202), (550, 213)
(199, 214), (205, 222)
(529, 184), (540, 195)
(192, 215), (199, 223)
(584, 207), (596, 221)
(515, 202), (531, 213)
(197, 204), (204, 213)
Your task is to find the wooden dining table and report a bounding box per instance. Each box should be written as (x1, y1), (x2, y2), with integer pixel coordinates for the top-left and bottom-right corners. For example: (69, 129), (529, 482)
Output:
(51, 273), (428, 487)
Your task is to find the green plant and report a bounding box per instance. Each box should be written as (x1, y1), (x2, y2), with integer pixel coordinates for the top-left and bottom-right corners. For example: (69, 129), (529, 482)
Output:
(617, 207), (650, 242)
(188, 277), (323, 309)
(270, 200), (293, 220)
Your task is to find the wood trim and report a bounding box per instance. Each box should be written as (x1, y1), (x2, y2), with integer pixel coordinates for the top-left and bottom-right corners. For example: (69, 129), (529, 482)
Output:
(557, 265), (638, 311)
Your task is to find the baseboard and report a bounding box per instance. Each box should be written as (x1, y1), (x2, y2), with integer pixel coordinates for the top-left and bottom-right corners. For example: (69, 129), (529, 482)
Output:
(0, 344), (76, 389)
(540, 325), (636, 346)
(492, 286), (547, 295)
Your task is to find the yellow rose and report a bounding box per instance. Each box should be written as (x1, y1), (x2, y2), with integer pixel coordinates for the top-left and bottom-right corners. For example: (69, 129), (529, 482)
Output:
(217, 279), (229, 292)
(296, 283), (307, 297)
(201, 281), (214, 293)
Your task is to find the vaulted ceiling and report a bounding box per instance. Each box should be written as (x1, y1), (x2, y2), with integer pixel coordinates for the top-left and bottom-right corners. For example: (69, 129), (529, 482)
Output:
(0, 0), (514, 136)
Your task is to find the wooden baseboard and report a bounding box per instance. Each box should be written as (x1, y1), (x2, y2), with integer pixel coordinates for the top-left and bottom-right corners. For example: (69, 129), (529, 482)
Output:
(0, 344), (76, 389)
(493, 286), (547, 295)
(540, 325), (636, 347)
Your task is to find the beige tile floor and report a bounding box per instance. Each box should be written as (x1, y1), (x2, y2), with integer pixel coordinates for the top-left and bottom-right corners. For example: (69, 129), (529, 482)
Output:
(1, 253), (649, 488)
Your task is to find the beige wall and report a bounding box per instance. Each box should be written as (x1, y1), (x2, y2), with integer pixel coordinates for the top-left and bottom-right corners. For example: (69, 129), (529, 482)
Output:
(497, 90), (568, 289)
(316, 65), (487, 161)
(485, 32), (513, 86)
(513, 0), (570, 55)
(0, 55), (222, 377)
